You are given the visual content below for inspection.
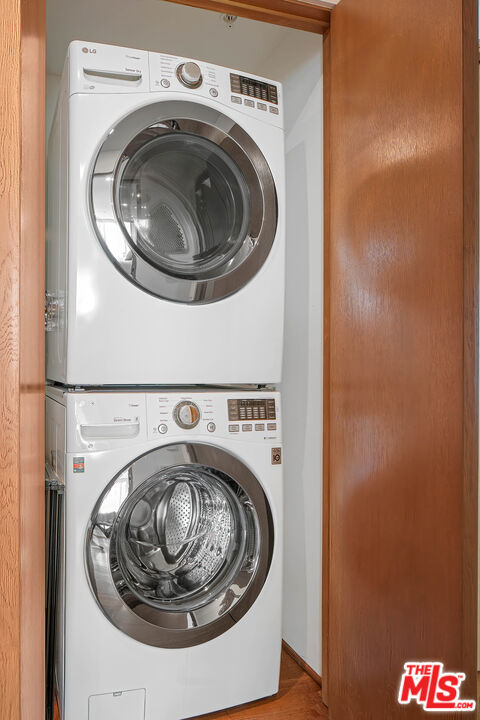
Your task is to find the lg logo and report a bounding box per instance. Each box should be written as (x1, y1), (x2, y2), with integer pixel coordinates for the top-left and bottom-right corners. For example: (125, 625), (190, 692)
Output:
(82, 47), (96, 54)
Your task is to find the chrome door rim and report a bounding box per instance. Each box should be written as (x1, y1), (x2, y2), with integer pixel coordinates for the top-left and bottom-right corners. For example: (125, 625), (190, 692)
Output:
(89, 100), (278, 304)
(85, 443), (274, 648)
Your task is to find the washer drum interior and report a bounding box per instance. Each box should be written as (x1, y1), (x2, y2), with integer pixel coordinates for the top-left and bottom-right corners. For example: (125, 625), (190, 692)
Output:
(86, 443), (274, 648)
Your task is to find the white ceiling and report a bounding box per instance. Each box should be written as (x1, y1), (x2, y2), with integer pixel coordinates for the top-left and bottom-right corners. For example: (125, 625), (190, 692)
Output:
(46, 0), (314, 77)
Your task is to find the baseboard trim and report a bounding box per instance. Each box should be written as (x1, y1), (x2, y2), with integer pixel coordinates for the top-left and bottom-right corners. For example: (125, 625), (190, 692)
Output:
(282, 640), (322, 687)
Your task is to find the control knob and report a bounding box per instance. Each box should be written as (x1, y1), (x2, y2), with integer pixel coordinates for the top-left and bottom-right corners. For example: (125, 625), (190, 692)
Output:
(174, 401), (201, 429)
(177, 62), (203, 89)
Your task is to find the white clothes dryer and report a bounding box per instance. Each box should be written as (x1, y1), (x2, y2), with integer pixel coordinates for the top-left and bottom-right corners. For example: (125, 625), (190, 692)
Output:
(46, 41), (285, 385)
(46, 386), (283, 720)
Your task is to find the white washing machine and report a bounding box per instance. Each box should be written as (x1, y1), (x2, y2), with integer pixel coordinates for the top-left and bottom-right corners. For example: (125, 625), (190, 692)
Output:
(46, 41), (285, 386)
(46, 386), (283, 720)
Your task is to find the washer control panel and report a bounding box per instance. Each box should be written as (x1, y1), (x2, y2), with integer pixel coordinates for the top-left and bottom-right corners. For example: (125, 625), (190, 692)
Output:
(146, 392), (280, 441)
(62, 390), (281, 452)
(227, 398), (276, 422)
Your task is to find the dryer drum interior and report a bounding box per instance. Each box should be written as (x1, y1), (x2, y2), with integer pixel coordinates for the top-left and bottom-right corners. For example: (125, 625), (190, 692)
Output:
(85, 443), (274, 648)
(90, 101), (278, 303)
(117, 132), (252, 277)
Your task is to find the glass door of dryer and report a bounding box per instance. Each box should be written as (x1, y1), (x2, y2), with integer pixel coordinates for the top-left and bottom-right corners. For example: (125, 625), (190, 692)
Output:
(86, 443), (273, 648)
(90, 101), (277, 303)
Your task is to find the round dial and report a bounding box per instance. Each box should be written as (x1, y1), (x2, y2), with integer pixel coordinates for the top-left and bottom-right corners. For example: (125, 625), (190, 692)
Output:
(174, 401), (201, 429)
(177, 62), (203, 89)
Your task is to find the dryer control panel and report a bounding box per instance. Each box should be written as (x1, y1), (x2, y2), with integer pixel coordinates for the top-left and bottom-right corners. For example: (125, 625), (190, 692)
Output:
(65, 40), (283, 128)
(65, 41), (283, 127)
(148, 51), (283, 128)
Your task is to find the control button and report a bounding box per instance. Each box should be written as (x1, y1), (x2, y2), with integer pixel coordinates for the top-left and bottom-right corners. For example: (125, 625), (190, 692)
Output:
(230, 73), (241, 93)
(244, 99), (255, 108)
(158, 423), (168, 434)
(207, 422), (216, 433)
(269, 106), (279, 115)
(231, 95), (242, 104)
(257, 102), (267, 111)
(267, 423), (277, 431)
(242, 424), (253, 432)
(173, 401), (200, 429)
(209, 87), (218, 97)
(177, 61), (203, 89)
(266, 399), (276, 419)
(268, 86), (278, 103)
(229, 424), (240, 433)
(160, 78), (170, 88)
(255, 423), (265, 431)
(228, 399), (239, 420)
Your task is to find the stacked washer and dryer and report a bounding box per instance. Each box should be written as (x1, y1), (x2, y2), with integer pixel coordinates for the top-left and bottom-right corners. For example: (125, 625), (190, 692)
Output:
(45, 41), (285, 720)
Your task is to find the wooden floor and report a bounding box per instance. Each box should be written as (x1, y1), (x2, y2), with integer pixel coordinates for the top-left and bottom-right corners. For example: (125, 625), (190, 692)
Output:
(189, 650), (327, 720)
(54, 650), (327, 720)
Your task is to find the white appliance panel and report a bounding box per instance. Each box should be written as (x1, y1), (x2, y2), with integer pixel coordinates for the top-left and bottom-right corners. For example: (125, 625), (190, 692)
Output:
(46, 388), (283, 720)
(46, 41), (285, 385)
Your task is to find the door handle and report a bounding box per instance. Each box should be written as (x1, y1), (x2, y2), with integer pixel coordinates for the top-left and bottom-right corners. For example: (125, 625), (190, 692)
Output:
(83, 68), (142, 84)
(80, 419), (140, 440)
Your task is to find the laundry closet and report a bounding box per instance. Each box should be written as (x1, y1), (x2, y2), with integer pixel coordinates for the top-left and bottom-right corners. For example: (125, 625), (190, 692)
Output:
(0, 1), (475, 720)
(44, 1), (324, 719)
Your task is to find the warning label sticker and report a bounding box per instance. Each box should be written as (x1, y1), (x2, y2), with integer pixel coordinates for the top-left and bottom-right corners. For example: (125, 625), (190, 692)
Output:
(73, 457), (85, 473)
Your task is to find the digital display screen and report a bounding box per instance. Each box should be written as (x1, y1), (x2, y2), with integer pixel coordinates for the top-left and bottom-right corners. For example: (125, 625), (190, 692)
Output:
(228, 398), (276, 422)
(230, 74), (278, 105)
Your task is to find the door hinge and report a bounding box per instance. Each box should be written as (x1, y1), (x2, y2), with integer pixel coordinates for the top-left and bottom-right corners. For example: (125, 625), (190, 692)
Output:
(45, 292), (64, 332)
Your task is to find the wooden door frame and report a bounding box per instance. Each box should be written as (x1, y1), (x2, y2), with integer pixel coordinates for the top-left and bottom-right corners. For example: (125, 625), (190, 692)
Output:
(0, 1), (45, 719)
(322, 27), (331, 705)
(462, 0), (479, 690)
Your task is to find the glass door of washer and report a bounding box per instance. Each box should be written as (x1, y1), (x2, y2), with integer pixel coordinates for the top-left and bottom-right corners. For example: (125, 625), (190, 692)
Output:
(90, 101), (277, 303)
(86, 443), (274, 648)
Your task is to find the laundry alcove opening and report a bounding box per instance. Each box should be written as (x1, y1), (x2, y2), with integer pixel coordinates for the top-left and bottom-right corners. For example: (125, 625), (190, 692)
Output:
(45, 0), (324, 717)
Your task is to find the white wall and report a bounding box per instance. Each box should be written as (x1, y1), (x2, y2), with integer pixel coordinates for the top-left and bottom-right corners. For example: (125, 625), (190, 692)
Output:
(262, 32), (324, 676)
(46, 0), (290, 76)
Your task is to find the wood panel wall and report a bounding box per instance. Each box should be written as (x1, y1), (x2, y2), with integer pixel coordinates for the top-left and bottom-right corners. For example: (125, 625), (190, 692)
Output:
(0, 0), (45, 719)
(324, 0), (478, 718)
(161, 0), (330, 33)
